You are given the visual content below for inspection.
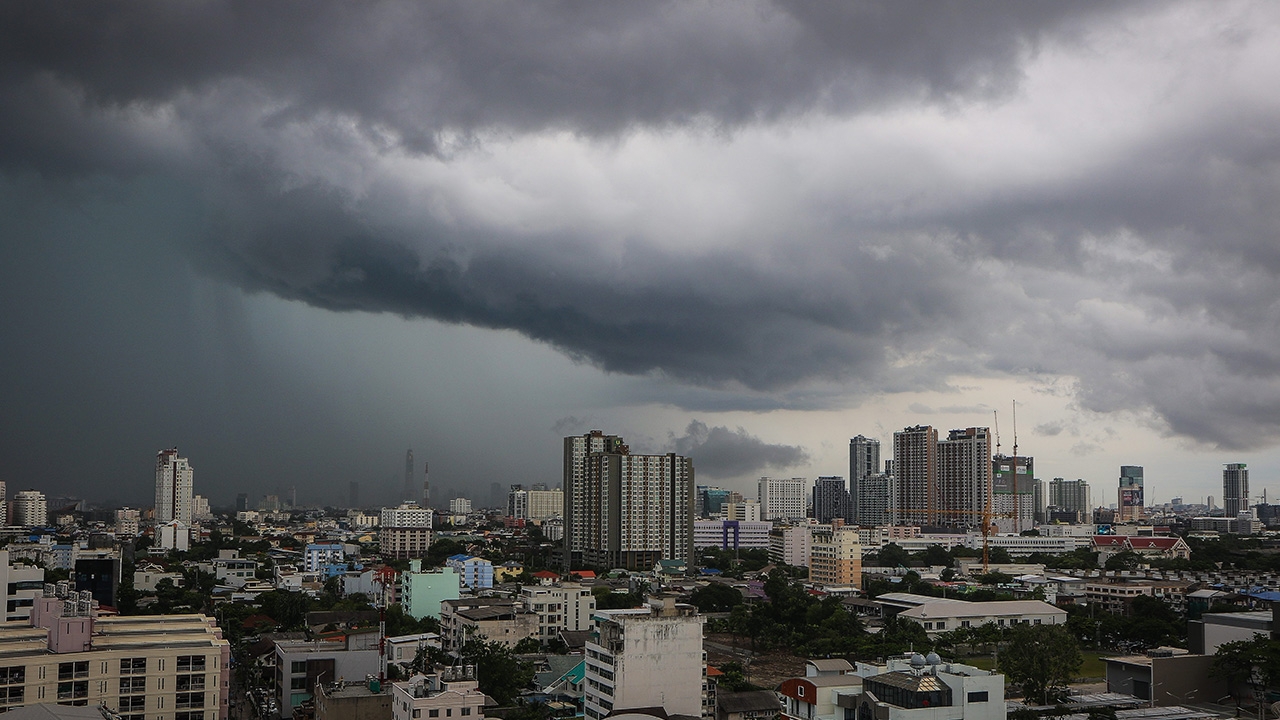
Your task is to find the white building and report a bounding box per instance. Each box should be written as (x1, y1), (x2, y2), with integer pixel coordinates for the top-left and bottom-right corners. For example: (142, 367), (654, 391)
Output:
(845, 655), (1005, 720)
(304, 543), (345, 573)
(580, 451), (694, 569)
(391, 669), (487, 720)
(758, 477), (807, 523)
(521, 583), (597, 643)
(13, 489), (47, 527)
(769, 526), (812, 568)
(192, 494), (212, 521)
(380, 502), (433, 560)
(694, 520), (772, 551)
(897, 600), (1067, 636)
(0, 550), (44, 622)
(584, 598), (705, 720)
(155, 448), (195, 525)
(156, 519), (190, 551)
(381, 503), (432, 529)
(449, 497), (472, 515)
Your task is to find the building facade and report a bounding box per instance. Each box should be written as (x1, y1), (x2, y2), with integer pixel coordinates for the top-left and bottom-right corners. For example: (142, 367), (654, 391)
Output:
(1118, 466), (1144, 521)
(1048, 478), (1091, 520)
(154, 448), (194, 526)
(12, 490), (47, 528)
(991, 454), (1034, 533)
(380, 503), (432, 560)
(584, 599), (705, 720)
(813, 476), (850, 525)
(564, 431), (628, 568)
(1223, 463), (1249, 517)
(849, 435), (881, 523)
(694, 520), (772, 550)
(935, 428), (991, 530)
(855, 473), (899, 528)
(808, 527), (862, 587)
(894, 426), (938, 527)
(758, 477), (807, 523)
(579, 450), (694, 570)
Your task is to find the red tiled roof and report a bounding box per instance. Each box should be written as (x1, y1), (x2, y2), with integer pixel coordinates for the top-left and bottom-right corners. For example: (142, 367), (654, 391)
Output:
(533, 571), (560, 578)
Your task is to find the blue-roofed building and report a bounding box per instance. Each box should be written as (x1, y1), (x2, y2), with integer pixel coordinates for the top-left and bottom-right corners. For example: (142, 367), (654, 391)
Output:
(304, 542), (345, 575)
(445, 554), (494, 589)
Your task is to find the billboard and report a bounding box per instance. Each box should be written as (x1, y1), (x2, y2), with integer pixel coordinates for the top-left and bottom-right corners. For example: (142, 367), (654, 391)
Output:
(1120, 486), (1144, 508)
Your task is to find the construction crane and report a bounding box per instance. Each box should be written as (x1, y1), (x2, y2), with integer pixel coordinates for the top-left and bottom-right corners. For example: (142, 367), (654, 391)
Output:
(896, 505), (1019, 574)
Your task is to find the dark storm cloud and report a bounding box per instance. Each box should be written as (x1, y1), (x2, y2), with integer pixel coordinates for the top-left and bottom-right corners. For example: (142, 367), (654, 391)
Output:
(668, 420), (809, 479)
(0, 0), (1119, 160)
(2, 0), (1280, 474)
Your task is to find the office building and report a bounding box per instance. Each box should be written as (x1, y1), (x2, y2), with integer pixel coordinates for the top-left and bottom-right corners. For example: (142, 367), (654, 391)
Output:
(563, 431), (627, 567)
(855, 473), (898, 527)
(235, 493), (249, 512)
(154, 448), (194, 525)
(1119, 466), (1145, 521)
(697, 486), (735, 518)
(813, 476), (850, 524)
(725, 501), (761, 522)
(808, 527), (862, 587)
(991, 454), (1034, 533)
(579, 450), (694, 570)
(1033, 477), (1046, 523)
(1224, 463), (1249, 517)
(758, 477), (807, 522)
(13, 489), (48, 527)
(0, 584), (230, 719)
(584, 598), (705, 720)
(849, 435), (881, 522)
(1048, 478), (1091, 521)
(894, 426), (938, 526)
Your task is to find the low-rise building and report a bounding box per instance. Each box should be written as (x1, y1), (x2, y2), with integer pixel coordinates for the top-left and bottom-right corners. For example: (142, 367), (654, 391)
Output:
(520, 583), (596, 644)
(439, 598), (536, 655)
(400, 562), (461, 621)
(1189, 610), (1272, 655)
(273, 638), (381, 718)
(845, 655), (1004, 720)
(897, 600), (1066, 636)
(445, 555), (494, 590)
(304, 543), (346, 576)
(0, 550), (44, 623)
(314, 678), (393, 720)
(391, 668), (488, 720)
(0, 584), (230, 719)
(695, 520), (772, 551)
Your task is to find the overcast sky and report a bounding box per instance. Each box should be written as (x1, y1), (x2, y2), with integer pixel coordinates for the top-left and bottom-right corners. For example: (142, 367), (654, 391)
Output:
(4, 1), (1280, 509)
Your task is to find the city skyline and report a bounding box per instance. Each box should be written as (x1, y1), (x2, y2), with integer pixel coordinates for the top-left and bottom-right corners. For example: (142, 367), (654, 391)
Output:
(4, 4), (1280, 505)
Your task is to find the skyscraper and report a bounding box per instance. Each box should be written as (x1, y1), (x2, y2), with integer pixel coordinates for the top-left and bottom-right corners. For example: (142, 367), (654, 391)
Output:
(758, 477), (806, 522)
(580, 450), (694, 570)
(1118, 465), (1144, 521)
(936, 427), (991, 529)
(894, 425), (937, 526)
(154, 448), (194, 525)
(1049, 478), (1091, 518)
(812, 476), (850, 524)
(1224, 463), (1249, 517)
(854, 473), (898, 527)
(849, 435), (881, 523)
(422, 461), (430, 508)
(564, 430), (627, 567)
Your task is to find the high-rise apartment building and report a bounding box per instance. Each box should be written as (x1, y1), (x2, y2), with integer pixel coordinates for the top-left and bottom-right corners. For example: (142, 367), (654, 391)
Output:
(154, 448), (194, 525)
(510, 485), (563, 520)
(849, 435), (881, 522)
(813, 476), (850, 524)
(579, 450), (694, 570)
(936, 427), (991, 529)
(1224, 463), (1249, 517)
(584, 599), (705, 720)
(894, 425), (938, 526)
(1048, 478), (1091, 519)
(992, 454), (1034, 533)
(854, 473), (898, 527)
(13, 489), (48, 527)
(1118, 465), (1144, 521)
(563, 431), (626, 567)
(758, 477), (807, 522)
(115, 507), (141, 538)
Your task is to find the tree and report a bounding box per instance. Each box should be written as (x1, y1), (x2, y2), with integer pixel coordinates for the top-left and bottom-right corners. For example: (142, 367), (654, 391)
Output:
(1212, 636), (1280, 707)
(998, 624), (1082, 705)
(1104, 551), (1141, 571)
(877, 543), (911, 568)
(462, 639), (535, 706)
(690, 583), (744, 613)
(917, 544), (954, 568)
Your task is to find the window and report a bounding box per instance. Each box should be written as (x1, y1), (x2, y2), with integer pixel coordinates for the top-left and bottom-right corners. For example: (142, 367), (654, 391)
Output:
(967, 691), (989, 703)
(176, 692), (205, 709)
(0, 687), (24, 705)
(120, 658), (146, 675)
(291, 677), (308, 690)
(462, 708), (472, 716)
(177, 656), (207, 673)
(0, 666), (25, 685)
(429, 710), (440, 718)
(175, 713), (204, 720)
(57, 681), (88, 700)
(119, 696), (146, 712)
(119, 677), (146, 694)
(291, 661), (307, 674)
(177, 674), (206, 691)
(414, 711), (421, 718)
(58, 661), (89, 680)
